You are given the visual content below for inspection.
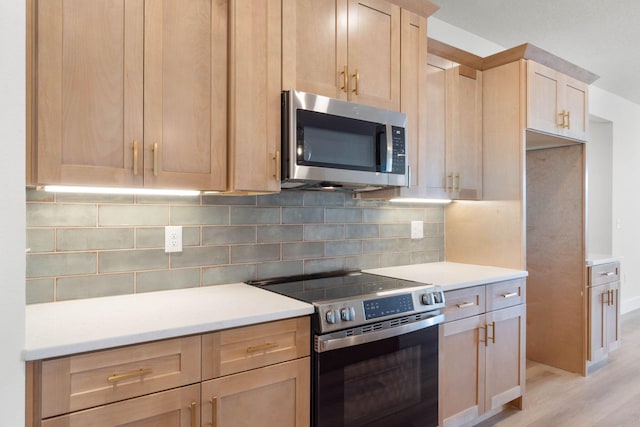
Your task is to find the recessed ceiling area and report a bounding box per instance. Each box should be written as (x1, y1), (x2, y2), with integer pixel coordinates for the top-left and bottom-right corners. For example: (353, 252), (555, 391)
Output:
(431, 0), (640, 105)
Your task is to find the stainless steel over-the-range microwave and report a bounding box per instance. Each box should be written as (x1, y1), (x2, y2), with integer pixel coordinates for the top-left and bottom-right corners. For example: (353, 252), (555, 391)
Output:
(281, 90), (408, 191)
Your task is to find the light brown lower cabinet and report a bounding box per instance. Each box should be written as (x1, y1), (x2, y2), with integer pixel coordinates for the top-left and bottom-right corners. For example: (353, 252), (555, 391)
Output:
(41, 384), (201, 427)
(439, 279), (526, 427)
(27, 317), (310, 427)
(588, 262), (621, 368)
(201, 358), (310, 427)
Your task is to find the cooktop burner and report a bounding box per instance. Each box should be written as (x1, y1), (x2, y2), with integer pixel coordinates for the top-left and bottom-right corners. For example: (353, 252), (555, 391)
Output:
(247, 270), (445, 333)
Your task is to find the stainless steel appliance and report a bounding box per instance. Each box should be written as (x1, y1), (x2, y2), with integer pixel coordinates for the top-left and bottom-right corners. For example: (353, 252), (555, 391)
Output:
(281, 90), (408, 191)
(247, 271), (444, 427)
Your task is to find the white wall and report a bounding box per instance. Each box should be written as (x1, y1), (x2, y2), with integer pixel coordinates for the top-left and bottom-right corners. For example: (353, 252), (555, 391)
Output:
(590, 87), (640, 313)
(587, 119), (613, 255)
(0, 0), (26, 424)
(429, 18), (640, 314)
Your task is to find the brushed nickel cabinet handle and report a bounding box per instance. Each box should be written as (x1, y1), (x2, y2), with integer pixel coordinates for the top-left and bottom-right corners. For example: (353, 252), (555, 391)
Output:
(107, 368), (152, 384)
(502, 292), (518, 299)
(246, 342), (279, 353)
(601, 271), (616, 277)
(456, 302), (474, 309)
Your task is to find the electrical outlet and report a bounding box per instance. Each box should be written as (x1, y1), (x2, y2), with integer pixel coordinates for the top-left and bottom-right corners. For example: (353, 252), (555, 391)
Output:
(165, 226), (182, 253)
(411, 221), (423, 239)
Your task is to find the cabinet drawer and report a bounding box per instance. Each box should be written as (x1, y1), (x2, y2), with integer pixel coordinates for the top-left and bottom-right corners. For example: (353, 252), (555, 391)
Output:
(589, 262), (620, 286)
(40, 336), (201, 418)
(202, 317), (310, 380)
(443, 286), (486, 322)
(42, 383), (201, 427)
(486, 278), (526, 311)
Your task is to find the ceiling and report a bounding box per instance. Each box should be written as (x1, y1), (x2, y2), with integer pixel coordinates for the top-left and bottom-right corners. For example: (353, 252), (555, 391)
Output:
(431, 0), (640, 106)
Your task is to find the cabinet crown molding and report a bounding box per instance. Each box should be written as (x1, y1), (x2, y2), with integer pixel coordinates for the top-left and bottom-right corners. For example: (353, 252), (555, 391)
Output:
(483, 43), (599, 84)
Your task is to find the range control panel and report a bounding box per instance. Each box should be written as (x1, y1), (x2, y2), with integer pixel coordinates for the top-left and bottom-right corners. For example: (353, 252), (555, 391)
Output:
(315, 286), (445, 334)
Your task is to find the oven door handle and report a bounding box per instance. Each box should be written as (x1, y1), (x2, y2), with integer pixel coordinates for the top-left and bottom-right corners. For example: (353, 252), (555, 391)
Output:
(315, 313), (444, 353)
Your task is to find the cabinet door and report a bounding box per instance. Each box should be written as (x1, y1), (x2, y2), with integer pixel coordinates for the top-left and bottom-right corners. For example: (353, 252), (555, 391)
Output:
(424, 55), (450, 197)
(563, 75), (589, 141)
(439, 314), (486, 427)
(36, 0), (144, 187)
(201, 358), (310, 427)
(590, 281), (622, 361)
(526, 61), (589, 142)
(399, 10), (427, 193)
(228, 0), (281, 193)
(282, 0), (347, 99)
(484, 304), (526, 413)
(42, 384), (200, 427)
(526, 61), (563, 137)
(347, 0), (400, 110)
(144, 0), (227, 190)
(588, 283), (608, 363)
(607, 281), (621, 352)
(447, 66), (483, 200)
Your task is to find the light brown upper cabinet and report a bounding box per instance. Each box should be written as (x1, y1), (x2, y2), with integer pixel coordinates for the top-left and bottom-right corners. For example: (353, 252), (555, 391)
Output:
(424, 50), (483, 200)
(32, 0), (227, 191)
(282, 0), (401, 111)
(527, 61), (589, 142)
(227, 0), (282, 194)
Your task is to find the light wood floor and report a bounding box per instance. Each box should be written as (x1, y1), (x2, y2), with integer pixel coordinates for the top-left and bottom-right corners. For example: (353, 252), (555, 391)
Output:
(478, 309), (640, 427)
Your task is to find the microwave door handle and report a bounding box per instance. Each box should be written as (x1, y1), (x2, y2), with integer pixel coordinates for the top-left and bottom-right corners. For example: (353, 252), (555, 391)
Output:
(385, 124), (393, 173)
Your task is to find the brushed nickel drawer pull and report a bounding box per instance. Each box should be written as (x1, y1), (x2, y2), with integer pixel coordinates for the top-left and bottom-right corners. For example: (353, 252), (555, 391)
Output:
(601, 271), (616, 276)
(246, 342), (279, 353)
(107, 368), (152, 384)
(456, 302), (475, 309)
(502, 292), (518, 298)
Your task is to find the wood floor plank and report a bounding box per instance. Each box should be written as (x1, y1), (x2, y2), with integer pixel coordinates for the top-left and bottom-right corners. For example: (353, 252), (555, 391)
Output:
(476, 309), (640, 426)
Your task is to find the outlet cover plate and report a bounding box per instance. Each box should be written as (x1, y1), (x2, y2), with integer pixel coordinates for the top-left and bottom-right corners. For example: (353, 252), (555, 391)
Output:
(411, 221), (423, 239)
(165, 226), (183, 253)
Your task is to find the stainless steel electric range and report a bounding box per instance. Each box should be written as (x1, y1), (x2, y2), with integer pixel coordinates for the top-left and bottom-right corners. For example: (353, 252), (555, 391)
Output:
(247, 270), (445, 427)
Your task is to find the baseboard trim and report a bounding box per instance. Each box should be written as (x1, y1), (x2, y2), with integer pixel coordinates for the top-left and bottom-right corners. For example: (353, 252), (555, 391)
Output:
(621, 296), (640, 315)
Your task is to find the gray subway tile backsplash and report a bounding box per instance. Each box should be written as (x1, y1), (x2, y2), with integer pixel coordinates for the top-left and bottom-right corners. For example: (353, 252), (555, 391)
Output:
(25, 188), (445, 304)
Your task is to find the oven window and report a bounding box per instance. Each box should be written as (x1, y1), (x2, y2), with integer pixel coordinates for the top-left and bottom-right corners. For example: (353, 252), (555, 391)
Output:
(344, 346), (421, 425)
(314, 325), (438, 427)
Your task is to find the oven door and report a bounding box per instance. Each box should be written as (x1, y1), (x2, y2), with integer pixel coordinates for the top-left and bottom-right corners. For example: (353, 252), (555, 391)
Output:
(313, 315), (442, 427)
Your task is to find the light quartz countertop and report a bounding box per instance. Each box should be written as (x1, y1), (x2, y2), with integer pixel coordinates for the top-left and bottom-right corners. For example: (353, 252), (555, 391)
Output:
(25, 262), (529, 361)
(24, 283), (314, 361)
(586, 254), (622, 266)
(365, 262), (528, 291)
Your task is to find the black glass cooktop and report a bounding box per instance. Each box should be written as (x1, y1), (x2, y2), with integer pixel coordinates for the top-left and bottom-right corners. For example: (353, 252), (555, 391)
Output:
(247, 270), (432, 304)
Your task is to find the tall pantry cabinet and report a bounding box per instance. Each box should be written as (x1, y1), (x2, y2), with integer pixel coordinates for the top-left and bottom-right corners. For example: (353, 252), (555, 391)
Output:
(446, 44), (600, 375)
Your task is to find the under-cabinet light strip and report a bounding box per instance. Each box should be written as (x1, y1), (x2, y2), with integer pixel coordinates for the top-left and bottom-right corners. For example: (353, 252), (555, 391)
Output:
(389, 198), (452, 204)
(42, 185), (201, 197)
